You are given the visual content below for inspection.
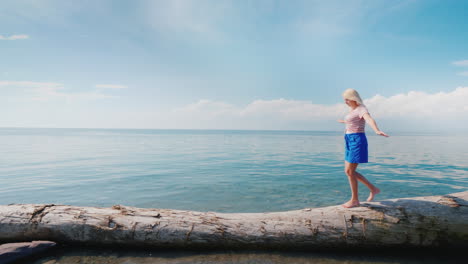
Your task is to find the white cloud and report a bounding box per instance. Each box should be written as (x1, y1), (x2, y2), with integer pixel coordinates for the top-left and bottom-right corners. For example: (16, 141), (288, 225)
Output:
(174, 88), (468, 121)
(163, 99), (332, 130)
(95, 84), (128, 89)
(452, 60), (468, 77)
(0, 81), (64, 101)
(365, 87), (468, 118)
(3, 82), (467, 131)
(175, 99), (236, 113)
(240, 98), (346, 120)
(0, 81), (61, 88)
(153, 87), (468, 130)
(452, 60), (468, 66)
(172, 98), (347, 123)
(0, 81), (116, 101)
(0, 34), (29, 40)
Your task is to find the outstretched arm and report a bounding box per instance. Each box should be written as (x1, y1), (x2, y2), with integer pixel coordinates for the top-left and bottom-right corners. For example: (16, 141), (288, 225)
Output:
(363, 113), (389, 137)
(337, 119), (346, 123)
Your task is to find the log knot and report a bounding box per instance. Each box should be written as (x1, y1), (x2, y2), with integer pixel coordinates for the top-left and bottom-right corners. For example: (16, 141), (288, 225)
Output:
(107, 217), (124, 230)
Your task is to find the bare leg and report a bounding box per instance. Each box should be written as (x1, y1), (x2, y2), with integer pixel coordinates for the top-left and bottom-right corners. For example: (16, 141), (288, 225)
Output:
(342, 162), (360, 208)
(354, 171), (380, 202)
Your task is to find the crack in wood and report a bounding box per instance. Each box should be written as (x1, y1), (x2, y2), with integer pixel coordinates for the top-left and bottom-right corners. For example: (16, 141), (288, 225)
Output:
(29, 204), (55, 225)
(151, 222), (161, 238)
(131, 222), (138, 239)
(216, 225), (227, 238)
(342, 215), (348, 240)
(304, 219), (319, 236)
(361, 218), (367, 238)
(185, 223), (195, 242)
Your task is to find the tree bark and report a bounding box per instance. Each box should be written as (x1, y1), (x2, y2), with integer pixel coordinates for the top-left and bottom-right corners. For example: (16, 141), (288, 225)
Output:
(0, 192), (467, 250)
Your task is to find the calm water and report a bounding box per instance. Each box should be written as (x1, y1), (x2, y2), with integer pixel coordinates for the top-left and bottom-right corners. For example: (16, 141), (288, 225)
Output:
(0, 128), (467, 212)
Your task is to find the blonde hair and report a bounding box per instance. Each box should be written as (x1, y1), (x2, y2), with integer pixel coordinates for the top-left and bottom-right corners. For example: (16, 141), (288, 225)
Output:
(342, 89), (364, 105)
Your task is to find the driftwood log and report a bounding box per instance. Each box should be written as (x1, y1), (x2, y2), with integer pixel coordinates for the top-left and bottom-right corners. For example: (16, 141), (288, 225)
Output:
(0, 192), (467, 250)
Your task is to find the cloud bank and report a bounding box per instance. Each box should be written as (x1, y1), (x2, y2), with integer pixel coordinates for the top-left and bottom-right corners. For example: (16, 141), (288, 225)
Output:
(2, 82), (467, 131)
(152, 87), (468, 131)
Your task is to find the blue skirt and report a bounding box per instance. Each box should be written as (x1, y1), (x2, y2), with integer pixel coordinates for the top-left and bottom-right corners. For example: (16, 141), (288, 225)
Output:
(345, 133), (368, 163)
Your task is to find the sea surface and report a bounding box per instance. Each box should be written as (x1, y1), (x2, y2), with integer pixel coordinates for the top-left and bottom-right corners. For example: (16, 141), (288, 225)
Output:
(1, 127), (466, 212)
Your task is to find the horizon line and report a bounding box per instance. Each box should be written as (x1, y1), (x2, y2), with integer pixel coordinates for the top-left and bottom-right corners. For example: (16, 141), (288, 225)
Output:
(0, 126), (460, 135)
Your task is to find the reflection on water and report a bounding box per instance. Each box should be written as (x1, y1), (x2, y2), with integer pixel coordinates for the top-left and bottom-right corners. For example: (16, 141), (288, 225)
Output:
(28, 247), (464, 264)
(0, 128), (467, 213)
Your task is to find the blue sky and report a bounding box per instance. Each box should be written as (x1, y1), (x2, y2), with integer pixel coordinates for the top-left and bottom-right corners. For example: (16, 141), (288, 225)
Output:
(1, 0), (468, 131)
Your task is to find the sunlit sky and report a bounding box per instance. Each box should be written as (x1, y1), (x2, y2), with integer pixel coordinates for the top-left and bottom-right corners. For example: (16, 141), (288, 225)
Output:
(1, 0), (468, 131)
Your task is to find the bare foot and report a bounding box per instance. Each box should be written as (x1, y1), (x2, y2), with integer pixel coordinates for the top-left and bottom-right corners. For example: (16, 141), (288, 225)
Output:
(367, 187), (381, 202)
(342, 200), (360, 208)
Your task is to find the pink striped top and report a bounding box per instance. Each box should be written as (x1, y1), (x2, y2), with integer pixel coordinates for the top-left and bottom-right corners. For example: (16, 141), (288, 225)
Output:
(344, 105), (369, 133)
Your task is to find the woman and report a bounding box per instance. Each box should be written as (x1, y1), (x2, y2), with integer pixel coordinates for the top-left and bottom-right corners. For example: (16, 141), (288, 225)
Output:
(338, 89), (389, 208)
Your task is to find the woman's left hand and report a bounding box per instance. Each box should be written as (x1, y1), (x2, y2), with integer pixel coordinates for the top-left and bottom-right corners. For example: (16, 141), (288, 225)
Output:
(376, 131), (389, 137)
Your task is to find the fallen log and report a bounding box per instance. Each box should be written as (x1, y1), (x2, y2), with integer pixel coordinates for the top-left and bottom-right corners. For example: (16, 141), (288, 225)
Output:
(0, 192), (467, 250)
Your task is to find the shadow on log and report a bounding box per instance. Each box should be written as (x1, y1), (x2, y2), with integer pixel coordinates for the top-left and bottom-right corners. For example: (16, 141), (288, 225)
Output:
(0, 192), (467, 250)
